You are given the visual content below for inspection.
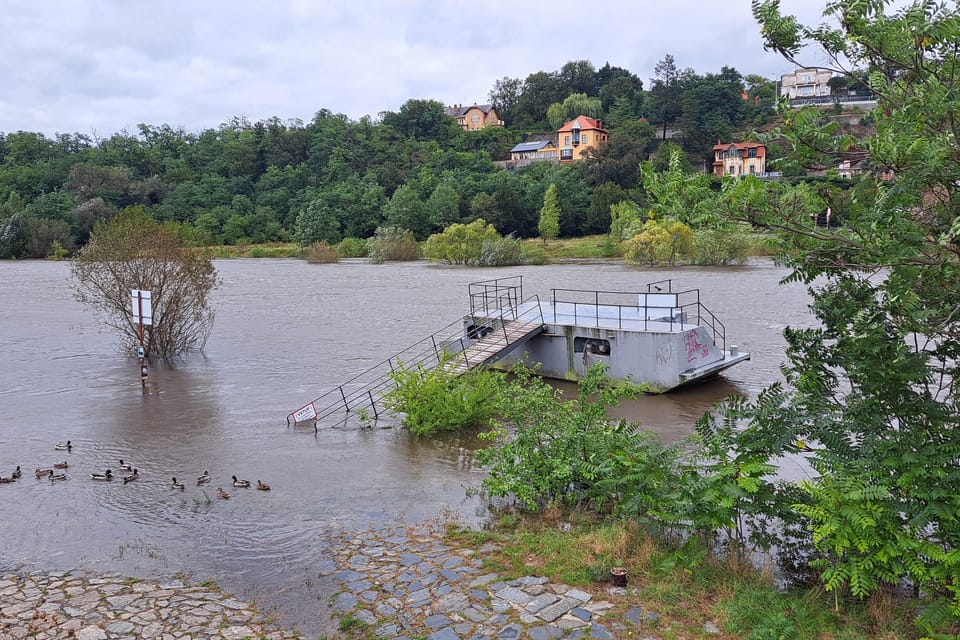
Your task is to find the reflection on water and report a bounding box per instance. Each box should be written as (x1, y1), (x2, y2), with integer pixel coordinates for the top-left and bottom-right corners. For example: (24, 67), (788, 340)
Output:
(0, 258), (811, 633)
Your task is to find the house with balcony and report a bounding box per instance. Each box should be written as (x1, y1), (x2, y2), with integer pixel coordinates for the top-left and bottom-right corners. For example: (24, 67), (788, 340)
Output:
(507, 139), (559, 168)
(557, 116), (608, 163)
(780, 67), (833, 100)
(712, 141), (767, 177)
(444, 104), (504, 131)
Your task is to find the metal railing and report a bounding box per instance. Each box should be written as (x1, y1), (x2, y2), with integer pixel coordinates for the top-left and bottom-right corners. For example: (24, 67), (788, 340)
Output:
(548, 284), (726, 351)
(286, 292), (543, 430)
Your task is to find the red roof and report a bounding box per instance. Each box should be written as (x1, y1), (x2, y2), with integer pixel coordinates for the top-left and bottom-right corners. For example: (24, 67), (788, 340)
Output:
(713, 141), (765, 151)
(557, 116), (607, 133)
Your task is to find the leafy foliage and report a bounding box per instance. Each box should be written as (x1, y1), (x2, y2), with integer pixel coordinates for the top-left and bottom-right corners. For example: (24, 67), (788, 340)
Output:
(366, 226), (420, 263)
(423, 218), (500, 265)
(621, 219), (693, 265)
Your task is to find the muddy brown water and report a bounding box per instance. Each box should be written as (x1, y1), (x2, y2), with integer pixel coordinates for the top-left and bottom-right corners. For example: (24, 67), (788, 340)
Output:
(0, 258), (812, 633)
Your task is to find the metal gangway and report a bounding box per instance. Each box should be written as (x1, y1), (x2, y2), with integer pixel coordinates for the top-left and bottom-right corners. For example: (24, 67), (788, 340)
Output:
(286, 276), (543, 431)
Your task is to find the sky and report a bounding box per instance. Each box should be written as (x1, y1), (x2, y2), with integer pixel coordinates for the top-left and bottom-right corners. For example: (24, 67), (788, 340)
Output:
(0, 0), (838, 138)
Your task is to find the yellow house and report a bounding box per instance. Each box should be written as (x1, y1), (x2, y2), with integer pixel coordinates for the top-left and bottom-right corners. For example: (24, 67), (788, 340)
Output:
(444, 104), (504, 131)
(556, 116), (608, 163)
(711, 141), (767, 177)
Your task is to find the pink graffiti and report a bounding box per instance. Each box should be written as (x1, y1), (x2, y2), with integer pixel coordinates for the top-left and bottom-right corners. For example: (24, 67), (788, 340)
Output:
(685, 329), (709, 362)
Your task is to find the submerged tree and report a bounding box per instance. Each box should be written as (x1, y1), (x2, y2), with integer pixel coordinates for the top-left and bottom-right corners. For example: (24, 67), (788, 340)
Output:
(71, 206), (219, 357)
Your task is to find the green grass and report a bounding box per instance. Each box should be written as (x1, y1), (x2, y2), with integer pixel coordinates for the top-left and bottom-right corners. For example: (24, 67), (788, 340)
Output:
(445, 517), (922, 639)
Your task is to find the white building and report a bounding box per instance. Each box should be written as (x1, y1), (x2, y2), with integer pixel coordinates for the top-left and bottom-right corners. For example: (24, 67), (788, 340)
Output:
(780, 68), (833, 99)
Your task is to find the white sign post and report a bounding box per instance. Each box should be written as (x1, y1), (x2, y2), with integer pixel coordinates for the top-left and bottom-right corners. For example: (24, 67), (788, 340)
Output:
(131, 289), (152, 387)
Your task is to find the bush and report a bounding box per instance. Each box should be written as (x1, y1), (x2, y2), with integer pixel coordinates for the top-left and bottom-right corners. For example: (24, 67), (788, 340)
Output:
(690, 226), (752, 265)
(384, 359), (505, 436)
(423, 219), (499, 265)
(477, 235), (526, 267)
(301, 241), (340, 263)
(367, 226), (420, 263)
(337, 236), (368, 258)
(622, 220), (693, 265)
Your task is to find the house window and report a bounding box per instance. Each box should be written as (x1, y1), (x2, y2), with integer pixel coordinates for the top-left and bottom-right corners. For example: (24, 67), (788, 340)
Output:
(727, 166), (734, 175)
(560, 149), (573, 160)
(565, 135), (570, 145)
(801, 74), (811, 82)
(471, 114), (480, 123)
(749, 164), (756, 174)
(582, 134), (588, 144)
(748, 148), (757, 158)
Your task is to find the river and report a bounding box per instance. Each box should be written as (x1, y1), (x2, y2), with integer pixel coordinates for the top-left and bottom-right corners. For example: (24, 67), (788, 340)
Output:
(0, 257), (812, 633)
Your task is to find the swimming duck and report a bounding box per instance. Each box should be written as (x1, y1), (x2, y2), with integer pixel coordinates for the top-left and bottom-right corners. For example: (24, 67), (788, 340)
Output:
(91, 469), (113, 481)
(53, 461), (68, 469)
(197, 471), (211, 486)
(35, 468), (53, 478)
(54, 440), (72, 451)
(0, 476), (15, 484)
(171, 477), (185, 490)
(216, 487), (230, 499)
(118, 460), (133, 472)
(12, 466), (21, 479)
(48, 470), (67, 481)
(232, 475), (251, 488)
(122, 468), (139, 484)
(256, 480), (271, 491)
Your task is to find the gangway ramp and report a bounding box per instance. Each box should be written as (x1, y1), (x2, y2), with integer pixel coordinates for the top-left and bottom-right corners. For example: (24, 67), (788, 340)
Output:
(286, 295), (544, 430)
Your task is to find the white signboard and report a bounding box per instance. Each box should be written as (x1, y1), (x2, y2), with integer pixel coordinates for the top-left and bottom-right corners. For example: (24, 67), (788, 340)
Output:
(292, 402), (318, 423)
(131, 289), (153, 326)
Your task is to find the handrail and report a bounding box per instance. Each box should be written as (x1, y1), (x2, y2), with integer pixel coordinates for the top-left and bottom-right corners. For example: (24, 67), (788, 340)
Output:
(286, 294), (543, 429)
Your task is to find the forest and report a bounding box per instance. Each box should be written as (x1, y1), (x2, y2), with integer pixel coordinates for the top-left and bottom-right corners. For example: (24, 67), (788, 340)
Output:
(0, 56), (779, 259)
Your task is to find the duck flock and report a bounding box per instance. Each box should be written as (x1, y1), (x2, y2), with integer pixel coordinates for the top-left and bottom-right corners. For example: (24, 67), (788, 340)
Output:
(1, 440), (272, 498)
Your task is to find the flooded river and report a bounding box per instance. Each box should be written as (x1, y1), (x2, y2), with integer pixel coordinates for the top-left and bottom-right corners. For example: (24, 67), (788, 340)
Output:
(0, 257), (812, 633)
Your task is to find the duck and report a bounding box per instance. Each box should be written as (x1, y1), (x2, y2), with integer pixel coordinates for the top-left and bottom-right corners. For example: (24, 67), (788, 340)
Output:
(216, 487), (230, 499)
(53, 461), (68, 469)
(256, 480), (271, 491)
(35, 468), (53, 479)
(91, 469), (113, 481)
(171, 477), (185, 490)
(48, 470), (67, 481)
(54, 440), (72, 451)
(196, 471), (211, 486)
(231, 475), (251, 488)
(122, 468), (139, 484)
(118, 460), (133, 472)
(12, 466), (22, 479)
(0, 476), (15, 484)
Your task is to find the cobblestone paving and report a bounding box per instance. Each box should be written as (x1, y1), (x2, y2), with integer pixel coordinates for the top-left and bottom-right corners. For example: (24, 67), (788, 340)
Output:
(0, 572), (290, 640)
(321, 522), (674, 640)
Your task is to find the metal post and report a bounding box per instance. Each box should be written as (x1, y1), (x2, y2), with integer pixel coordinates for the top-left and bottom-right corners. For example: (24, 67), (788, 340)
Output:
(340, 385), (349, 410)
(595, 291), (599, 327)
(137, 290), (147, 388)
(460, 338), (469, 367)
(431, 335), (441, 363)
(368, 391), (379, 419)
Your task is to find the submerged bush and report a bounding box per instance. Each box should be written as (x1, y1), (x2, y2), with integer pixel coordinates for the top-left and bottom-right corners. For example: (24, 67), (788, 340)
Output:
(384, 359), (505, 436)
(367, 226), (420, 263)
(337, 236), (368, 258)
(622, 219), (693, 265)
(301, 241), (340, 263)
(690, 226), (752, 265)
(477, 235), (526, 267)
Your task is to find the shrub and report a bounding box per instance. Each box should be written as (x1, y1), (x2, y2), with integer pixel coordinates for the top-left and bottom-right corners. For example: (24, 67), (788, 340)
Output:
(384, 359), (505, 436)
(622, 220), (693, 265)
(301, 241), (340, 263)
(366, 226), (420, 263)
(423, 219), (499, 265)
(337, 236), (368, 258)
(690, 226), (752, 265)
(477, 235), (526, 267)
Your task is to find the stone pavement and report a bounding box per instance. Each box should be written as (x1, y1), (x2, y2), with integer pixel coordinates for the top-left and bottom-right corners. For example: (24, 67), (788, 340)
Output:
(0, 572), (290, 640)
(320, 522), (669, 639)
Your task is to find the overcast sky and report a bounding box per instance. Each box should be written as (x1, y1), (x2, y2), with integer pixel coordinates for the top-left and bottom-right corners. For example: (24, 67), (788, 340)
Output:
(0, 1), (836, 138)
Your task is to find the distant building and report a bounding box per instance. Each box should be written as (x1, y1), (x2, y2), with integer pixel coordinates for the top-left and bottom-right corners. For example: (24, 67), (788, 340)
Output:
(556, 116), (608, 163)
(444, 104), (503, 131)
(712, 141), (767, 177)
(780, 67), (833, 99)
(508, 140), (558, 166)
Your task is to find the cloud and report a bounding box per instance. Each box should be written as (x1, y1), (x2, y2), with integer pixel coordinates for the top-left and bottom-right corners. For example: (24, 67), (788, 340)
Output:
(0, 0), (845, 137)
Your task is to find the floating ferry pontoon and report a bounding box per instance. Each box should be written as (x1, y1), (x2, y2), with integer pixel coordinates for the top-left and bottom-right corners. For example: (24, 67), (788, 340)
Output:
(287, 276), (749, 428)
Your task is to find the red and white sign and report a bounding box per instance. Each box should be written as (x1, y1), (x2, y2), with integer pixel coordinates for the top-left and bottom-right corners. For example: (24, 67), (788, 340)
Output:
(131, 289), (153, 326)
(292, 402), (318, 423)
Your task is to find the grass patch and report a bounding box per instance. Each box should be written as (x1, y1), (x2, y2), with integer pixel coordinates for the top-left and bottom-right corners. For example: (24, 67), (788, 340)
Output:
(447, 516), (921, 639)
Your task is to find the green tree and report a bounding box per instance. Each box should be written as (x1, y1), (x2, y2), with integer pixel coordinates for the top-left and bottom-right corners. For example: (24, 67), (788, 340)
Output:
(537, 184), (560, 244)
(546, 93), (603, 130)
(383, 184), (429, 240)
(648, 54), (685, 141)
(722, 1), (960, 628)
(423, 218), (500, 265)
(71, 206), (219, 357)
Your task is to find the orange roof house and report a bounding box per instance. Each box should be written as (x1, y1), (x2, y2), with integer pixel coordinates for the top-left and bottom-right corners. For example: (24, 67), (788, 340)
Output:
(557, 116), (608, 163)
(712, 141), (767, 176)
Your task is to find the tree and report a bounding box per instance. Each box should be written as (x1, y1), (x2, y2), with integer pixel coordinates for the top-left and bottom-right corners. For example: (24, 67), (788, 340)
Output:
(726, 1), (960, 628)
(488, 76), (523, 125)
(423, 218), (500, 265)
(71, 206), (219, 357)
(538, 184), (560, 244)
(648, 54), (685, 141)
(546, 93), (603, 130)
